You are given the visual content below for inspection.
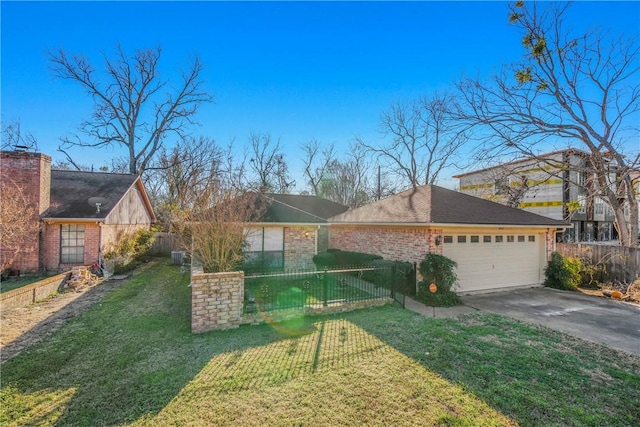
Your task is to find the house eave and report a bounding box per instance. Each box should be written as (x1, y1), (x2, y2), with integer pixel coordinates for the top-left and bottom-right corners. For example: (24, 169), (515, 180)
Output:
(328, 221), (570, 229)
(251, 222), (326, 227)
(42, 218), (106, 224)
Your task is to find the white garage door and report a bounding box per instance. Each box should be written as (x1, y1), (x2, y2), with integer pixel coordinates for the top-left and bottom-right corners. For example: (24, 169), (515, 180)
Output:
(442, 233), (545, 293)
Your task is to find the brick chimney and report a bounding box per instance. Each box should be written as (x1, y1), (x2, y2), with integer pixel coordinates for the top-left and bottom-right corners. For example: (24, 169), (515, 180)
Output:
(1, 151), (51, 214)
(0, 151), (52, 271)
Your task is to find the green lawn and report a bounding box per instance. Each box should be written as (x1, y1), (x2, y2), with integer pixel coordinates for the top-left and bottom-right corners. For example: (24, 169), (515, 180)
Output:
(244, 271), (378, 312)
(1, 262), (639, 426)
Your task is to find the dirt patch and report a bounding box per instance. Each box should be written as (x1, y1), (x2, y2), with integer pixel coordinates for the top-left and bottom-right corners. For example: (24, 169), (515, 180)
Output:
(1, 277), (127, 363)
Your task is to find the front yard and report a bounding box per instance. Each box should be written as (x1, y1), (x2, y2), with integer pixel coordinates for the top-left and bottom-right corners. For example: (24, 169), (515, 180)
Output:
(1, 262), (639, 426)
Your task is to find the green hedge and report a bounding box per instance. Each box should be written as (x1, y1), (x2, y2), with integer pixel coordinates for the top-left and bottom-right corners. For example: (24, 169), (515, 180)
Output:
(313, 249), (382, 268)
(362, 259), (416, 296)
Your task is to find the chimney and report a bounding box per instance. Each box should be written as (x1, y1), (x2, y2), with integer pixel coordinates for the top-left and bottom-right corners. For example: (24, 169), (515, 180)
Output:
(0, 151), (52, 215)
(0, 151), (52, 272)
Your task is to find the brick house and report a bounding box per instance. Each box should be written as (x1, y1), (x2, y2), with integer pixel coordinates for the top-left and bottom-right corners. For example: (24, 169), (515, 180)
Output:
(328, 185), (568, 294)
(245, 193), (348, 271)
(1, 151), (156, 273)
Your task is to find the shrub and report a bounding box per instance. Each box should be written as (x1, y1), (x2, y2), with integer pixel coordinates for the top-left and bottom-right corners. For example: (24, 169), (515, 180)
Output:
(416, 253), (461, 307)
(363, 259), (416, 296)
(544, 252), (581, 291)
(312, 251), (336, 269)
(578, 259), (610, 289)
(103, 228), (155, 274)
(312, 249), (382, 268)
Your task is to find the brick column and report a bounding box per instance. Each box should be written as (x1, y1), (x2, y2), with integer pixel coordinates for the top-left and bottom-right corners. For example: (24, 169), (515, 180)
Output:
(191, 266), (244, 333)
(284, 226), (317, 270)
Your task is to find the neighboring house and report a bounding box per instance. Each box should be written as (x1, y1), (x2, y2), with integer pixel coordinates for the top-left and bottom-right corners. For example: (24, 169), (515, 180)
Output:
(245, 193), (348, 271)
(328, 185), (568, 294)
(454, 149), (627, 243)
(1, 151), (156, 272)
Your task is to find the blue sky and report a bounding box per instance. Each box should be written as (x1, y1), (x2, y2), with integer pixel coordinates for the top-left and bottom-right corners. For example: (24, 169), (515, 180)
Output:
(2, 1), (639, 190)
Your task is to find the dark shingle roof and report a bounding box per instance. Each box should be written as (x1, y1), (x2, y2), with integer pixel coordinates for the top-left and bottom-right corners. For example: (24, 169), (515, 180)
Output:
(329, 185), (568, 227)
(260, 193), (349, 223)
(43, 170), (139, 220)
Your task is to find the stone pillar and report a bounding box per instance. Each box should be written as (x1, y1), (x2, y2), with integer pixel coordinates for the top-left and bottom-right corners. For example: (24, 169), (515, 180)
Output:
(191, 266), (244, 333)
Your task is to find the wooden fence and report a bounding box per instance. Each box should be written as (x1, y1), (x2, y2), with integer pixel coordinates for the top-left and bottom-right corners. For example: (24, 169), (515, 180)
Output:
(555, 243), (640, 282)
(149, 232), (181, 255)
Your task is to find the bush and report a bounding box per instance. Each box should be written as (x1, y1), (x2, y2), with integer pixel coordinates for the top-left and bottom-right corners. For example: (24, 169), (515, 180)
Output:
(103, 228), (155, 274)
(359, 259), (416, 296)
(312, 249), (382, 269)
(578, 259), (609, 289)
(416, 253), (461, 307)
(312, 251), (336, 269)
(544, 252), (581, 291)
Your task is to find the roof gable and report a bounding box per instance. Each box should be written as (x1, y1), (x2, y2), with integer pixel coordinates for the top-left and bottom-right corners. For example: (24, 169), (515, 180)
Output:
(330, 185), (568, 227)
(44, 170), (145, 220)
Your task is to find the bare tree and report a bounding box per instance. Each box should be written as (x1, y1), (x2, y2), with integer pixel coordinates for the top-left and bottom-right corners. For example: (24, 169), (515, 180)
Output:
(174, 188), (266, 273)
(247, 132), (293, 193)
(301, 139), (336, 195)
(50, 45), (212, 175)
(318, 144), (375, 208)
(145, 136), (224, 222)
(0, 181), (40, 273)
(1, 120), (38, 151)
(457, 1), (639, 247)
(358, 92), (469, 189)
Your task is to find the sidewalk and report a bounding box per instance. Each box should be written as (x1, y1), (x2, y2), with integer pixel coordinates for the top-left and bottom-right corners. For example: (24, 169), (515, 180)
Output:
(404, 296), (477, 319)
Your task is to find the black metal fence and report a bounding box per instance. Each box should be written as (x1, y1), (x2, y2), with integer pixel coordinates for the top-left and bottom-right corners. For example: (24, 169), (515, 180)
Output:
(243, 265), (409, 314)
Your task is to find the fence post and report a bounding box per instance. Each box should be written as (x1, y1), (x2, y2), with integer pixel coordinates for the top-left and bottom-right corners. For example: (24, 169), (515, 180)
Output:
(391, 264), (396, 300)
(323, 268), (328, 307)
(413, 262), (418, 296)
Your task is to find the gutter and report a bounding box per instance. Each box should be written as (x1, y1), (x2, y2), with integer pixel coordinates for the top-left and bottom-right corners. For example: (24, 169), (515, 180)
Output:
(327, 221), (571, 229)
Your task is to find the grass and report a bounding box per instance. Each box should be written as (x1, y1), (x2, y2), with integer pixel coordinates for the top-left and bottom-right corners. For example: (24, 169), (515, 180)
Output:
(244, 271), (378, 312)
(1, 261), (639, 426)
(0, 274), (57, 294)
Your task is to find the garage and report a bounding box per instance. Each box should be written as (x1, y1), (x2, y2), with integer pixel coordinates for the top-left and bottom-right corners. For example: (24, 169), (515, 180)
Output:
(442, 232), (547, 293)
(329, 185), (568, 294)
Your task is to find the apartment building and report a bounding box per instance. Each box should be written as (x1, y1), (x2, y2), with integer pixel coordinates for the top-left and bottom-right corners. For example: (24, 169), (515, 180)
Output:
(454, 149), (623, 243)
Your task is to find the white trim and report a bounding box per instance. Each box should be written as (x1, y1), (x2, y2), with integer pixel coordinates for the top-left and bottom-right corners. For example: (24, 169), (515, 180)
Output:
(328, 221), (570, 229)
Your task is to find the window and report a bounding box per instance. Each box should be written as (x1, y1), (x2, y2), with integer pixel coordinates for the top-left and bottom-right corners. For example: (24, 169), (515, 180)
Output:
(457, 236), (467, 243)
(470, 236), (479, 243)
(60, 224), (84, 264)
(507, 236), (515, 242)
(518, 235), (525, 242)
(245, 227), (284, 270)
(483, 236), (492, 243)
(528, 235), (536, 242)
(494, 178), (508, 195)
(595, 202), (604, 215)
(443, 236), (453, 244)
(495, 236), (504, 242)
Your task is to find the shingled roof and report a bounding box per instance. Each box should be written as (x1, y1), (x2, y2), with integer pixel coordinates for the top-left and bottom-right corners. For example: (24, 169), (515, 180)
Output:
(260, 193), (349, 223)
(43, 170), (148, 220)
(329, 185), (569, 227)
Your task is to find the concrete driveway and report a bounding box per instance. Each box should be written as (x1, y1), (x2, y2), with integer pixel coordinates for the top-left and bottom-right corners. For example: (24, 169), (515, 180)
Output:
(462, 287), (640, 356)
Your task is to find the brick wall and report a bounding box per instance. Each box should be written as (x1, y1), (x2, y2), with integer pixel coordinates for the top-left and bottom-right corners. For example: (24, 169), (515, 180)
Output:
(0, 151), (51, 272)
(41, 222), (101, 272)
(0, 272), (70, 311)
(284, 226), (317, 270)
(546, 229), (556, 260)
(191, 266), (244, 333)
(328, 225), (442, 265)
